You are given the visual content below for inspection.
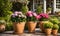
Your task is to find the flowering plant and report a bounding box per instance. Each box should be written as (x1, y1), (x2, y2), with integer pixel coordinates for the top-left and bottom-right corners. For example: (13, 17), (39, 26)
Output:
(26, 11), (37, 21)
(36, 13), (49, 21)
(11, 11), (26, 22)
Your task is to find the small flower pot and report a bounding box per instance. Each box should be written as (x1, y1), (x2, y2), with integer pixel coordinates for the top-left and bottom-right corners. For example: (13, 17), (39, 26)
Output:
(13, 22), (25, 34)
(39, 21), (48, 32)
(27, 21), (37, 33)
(52, 30), (58, 35)
(45, 29), (52, 35)
(0, 24), (5, 32)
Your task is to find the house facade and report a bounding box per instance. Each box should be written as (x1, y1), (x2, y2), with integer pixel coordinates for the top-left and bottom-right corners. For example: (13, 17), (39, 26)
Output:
(11, 0), (60, 13)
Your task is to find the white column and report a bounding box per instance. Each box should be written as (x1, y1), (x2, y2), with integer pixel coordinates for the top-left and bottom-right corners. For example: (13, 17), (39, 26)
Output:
(43, 0), (46, 13)
(53, 0), (56, 13)
(33, 0), (35, 11)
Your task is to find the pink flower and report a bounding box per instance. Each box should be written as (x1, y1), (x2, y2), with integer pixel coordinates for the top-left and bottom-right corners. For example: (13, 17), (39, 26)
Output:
(28, 14), (33, 17)
(33, 12), (37, 17)
(27, 11), (33, 14)
(39, 13), (49, 19)
(14, 11), (19, 14)
(36, 15), (41, 19)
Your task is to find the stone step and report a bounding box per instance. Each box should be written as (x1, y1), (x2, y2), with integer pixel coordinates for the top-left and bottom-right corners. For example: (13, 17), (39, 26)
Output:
(0, 28), (60, 36)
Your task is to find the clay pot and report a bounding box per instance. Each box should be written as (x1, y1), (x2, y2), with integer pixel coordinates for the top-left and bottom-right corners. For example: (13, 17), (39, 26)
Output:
(52, 30), (58, 35)
(27, 21), (37, 33)
(0, 24), (5, 32)
(13, 22), (25, 34)
(39, 21), (48, 32)
(45, 29), (52, 35)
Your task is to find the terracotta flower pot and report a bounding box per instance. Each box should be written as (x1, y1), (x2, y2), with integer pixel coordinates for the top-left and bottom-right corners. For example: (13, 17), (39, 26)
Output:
(27, 21), (37, 33)
(13, 22), (25, 34)
(39, 21), (48, 32)
(52, 30), (58, 35)
(45, 29), (52, 35)
(0, 24), (5, 32)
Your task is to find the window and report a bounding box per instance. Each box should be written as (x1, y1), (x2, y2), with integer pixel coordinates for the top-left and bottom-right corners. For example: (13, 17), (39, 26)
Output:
(33, 0), (43, 11)
(56, 0), (60, 8)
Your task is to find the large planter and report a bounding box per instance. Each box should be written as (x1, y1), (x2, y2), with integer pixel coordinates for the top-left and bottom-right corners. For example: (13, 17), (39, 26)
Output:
(13, 22), (25, 34)
(52, 30), (58, 35)
(39, 21), (48, 32)
(45, 29), (52, 35)
(27, 21), (37, 33)
(0, 24), (5, 32)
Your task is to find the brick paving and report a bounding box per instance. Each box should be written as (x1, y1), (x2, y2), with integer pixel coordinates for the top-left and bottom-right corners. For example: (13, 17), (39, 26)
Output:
(0, 28), (60, 36)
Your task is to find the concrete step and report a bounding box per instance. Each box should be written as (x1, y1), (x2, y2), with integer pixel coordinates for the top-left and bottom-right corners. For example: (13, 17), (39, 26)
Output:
(0, 28), (60, 36)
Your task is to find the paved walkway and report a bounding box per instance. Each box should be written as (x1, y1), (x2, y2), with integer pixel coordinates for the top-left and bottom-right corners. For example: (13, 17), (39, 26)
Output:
(0, 28), (60, 36)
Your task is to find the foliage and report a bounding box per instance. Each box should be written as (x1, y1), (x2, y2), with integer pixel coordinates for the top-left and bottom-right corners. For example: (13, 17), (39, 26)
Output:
(0, 20), (6, 24)
(47, 7), (52, 11)
(36, 5), (42, 14)
(6, 21), (13, 31)
(11, 11), (26, 22)
(58, 23), (60, 32)
(52, 24), (59, 30)
(26, 11), (37, 21)
(19, 0), (29, 5)
(49, 17), (59, 24)
(12, 2), (22, 11)
(21, 5), (29, 14)
(43, 22), (53, 29)
(0, 0), (12, 17)
(36, 13), (49, 21)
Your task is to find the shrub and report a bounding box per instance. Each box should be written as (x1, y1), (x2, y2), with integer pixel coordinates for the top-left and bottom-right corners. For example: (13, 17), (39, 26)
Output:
(6, 22), (13, 31)
(58, 23), (60, 32)
(0, 20), (6, 24)
(21, 5), (29, 14)
(49, 17), (59, 24)
(12, 2), (22, 11)
(43, 22), (53, 29)
(36, 5), (42, 14)
(0, 0), (12, 17)
(52, 24), (59, 30)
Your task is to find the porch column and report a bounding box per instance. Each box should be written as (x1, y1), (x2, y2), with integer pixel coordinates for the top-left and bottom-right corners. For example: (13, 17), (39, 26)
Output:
(33, 0), (35, 11)
(43, 0), (46, 13)
(53, 0), (56, 13)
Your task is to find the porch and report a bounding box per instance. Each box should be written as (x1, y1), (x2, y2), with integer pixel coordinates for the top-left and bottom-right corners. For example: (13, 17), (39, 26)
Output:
(0, 28), (60, 36)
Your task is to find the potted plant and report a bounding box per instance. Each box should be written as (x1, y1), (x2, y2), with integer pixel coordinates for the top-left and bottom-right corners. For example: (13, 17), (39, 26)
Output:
(37, 13), (49, 32)
(43, 22), (53, 35)
(49, 17), (59, 24)
(46, 7), (52, 14)
(26, 11), (37, 33)
(52, 24), (59, 35)
(11, 11), (26, 34)
(0, 20), (6, 32)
